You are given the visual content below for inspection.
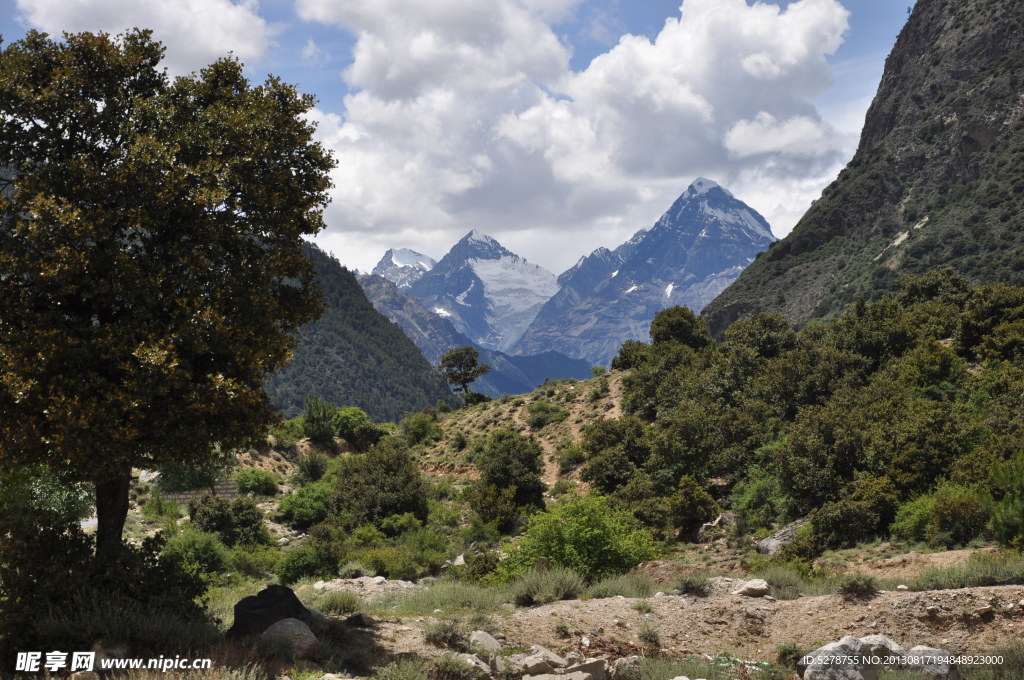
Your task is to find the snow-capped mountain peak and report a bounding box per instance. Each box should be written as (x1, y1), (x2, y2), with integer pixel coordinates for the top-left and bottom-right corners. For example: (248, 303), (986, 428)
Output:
(688, 176), (733, 197)
(372, 248), (437, 289)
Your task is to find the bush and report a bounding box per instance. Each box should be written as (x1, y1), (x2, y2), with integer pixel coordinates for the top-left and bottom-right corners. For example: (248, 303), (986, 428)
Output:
(637, 623), (660, 648)
(270, 416), (305, 448)
(162, 530), (232, 579)
(188, 495), (270, 546)
(234, 468), (278, 496)
(356, 546), (421, 581)
(908, 551), (1024, 591)
(510, 566), (585, 606)
(477, 428), (545, 509)
(276, 544), (335, 585)
(526, 401), (567, 430)
(142, 493), (182, 519)
(316, 590), (365, 615)
(429, 653), (477, 680)
(423, 619), (465, 649)
(230, 543), (280, 578)
(334, 406), (370, 446)
(277, 482), (332, 529)
(993, 452), (1024, 550)
(466, 484), (521, 535)
(303, 393), (337, 444)
(585, 573), (656, 599)
(295, 451), (329, 484)
(402, 411), (442, 445)
(837, 572), (878, 600)
(329, 438), (429, 525)
(675, 572), (710, 597)
(671, 476), (720, 538)
(557, 446), (586, 474)
(891, 482), (991, 548)
(375, 658), (429, 680)
(501, 493), (658, 581)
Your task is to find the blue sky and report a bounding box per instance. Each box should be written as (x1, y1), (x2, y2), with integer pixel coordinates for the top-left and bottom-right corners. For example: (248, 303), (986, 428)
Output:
(2, 0), (912, 274)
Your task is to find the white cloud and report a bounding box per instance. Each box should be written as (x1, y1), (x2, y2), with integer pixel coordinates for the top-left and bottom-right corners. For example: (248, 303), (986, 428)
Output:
(14, 0), (272, 75)
(300, 0), (854, 273)
(302, 38), (328, 66)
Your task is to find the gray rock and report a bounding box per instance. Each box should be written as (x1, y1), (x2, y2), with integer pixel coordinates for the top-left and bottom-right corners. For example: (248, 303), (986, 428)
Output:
(529, 645), (567, 668)
(345, 613), (376, 627)
(757, 518), (809, 556)
(277, 537), (291, 546)
(261, 618), (318, 660)
(565, 652), (586, 665)
(453, 553), (466, 566)
(457, 654), (493, 679)
(859, 635), (904, 656)
(901, 645), (960, 680)
(519, 655), (554, 675)
(469, 630), (502, 653)
(803, 636), (879, 680)
(566, 659), (608, 680)
(731, 579), (770, 597)
(612, 657), (641, 678)
(226, 585), (312, 638)
(698, 512), (736, 540)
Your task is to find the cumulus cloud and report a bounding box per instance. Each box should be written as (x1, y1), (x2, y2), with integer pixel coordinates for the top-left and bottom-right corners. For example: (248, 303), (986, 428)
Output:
(299, 0), (854, 273)
(14, 0), (272, 75)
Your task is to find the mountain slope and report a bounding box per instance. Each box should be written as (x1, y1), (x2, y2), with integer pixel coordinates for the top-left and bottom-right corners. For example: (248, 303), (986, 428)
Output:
(359, 274), (592, 397)
(703, 0), (1024, 335)
(407, 230), (559, 352)
(514, 178), (775, 364)
(265, 245), (455, 421)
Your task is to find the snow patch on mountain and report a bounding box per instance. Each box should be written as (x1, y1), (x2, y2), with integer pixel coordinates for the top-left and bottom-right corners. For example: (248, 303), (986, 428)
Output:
(372, 248), (437, 289)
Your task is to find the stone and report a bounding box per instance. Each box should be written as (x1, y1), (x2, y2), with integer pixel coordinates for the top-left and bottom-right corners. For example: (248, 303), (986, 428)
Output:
(226, 584), (313, 638)
(698, 511), (736, 540)
(278, 537), (290, 546)
(518, 655), (554, 675)
(757, 518), (809, 556)
(803, 636), (880, 680)
(612, 656), (641, 678)
(860, 635), (904, 656)
(320, 675), (346, 680)
(975, 605), (993, 617)
(469, 630), (503, 653)
(457, 653), (493, 679)
(566, 652), (586, 665)
(926, 606), (940, 617)
(453, 553), (466, 566)
(260, 618), (318, 660)
(669, 676), (691, 680)
(731, 579), (770, 597)
(308, 608), (329, 629)
(345, 613), (376, 627)
(565, 658), (608, 680)
(896, 585), (908, 591)
(529, 645), (567, 668)
(901, 645), (960, 680)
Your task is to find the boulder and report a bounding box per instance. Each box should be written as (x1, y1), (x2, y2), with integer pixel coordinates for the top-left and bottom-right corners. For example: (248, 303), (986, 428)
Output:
(612, 656), (641, 678)
(457, 653), (493, 679)
(529, 645), (567, 668)
(260, 618), (318, 660)
(469, 630), (502, 653)
(803, 636), (879, 680)
(519, 655), (555, 675)
(901, 645), (960, 680)
(226, 584), (312, 638)
(757, 518), (809, 556)
(731, 579), (770, 597)
(566, 658), (608, 680)
(698, 512), (736, 541)
(859, 635), (904, 656)
(345, 613), (376, 627)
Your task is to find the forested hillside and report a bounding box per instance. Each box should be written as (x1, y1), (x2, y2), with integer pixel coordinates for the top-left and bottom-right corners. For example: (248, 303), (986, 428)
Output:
(703, 0), (1024, 334)
(265, 245), (456, 421)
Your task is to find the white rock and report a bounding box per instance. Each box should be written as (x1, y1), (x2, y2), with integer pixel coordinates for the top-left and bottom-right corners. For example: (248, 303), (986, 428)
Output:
(261, 618), (318, 660)
(901, 645), (960, 680)
(469, 630), (502, 653)
(566, 659), (608, 680)
(731, 578), (770, 597)
(457, 654), (493, 679)
(896, 585), (908, 591)
(278, 537), (290, 546)
(529, 645), (567, 668)
(803, 636), (879, 680)
(860, 635), (904, 656)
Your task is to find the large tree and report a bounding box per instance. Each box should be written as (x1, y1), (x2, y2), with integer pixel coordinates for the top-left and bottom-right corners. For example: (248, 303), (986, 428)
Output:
(0, 30), (334, 562)
(438, 346), (490, 398)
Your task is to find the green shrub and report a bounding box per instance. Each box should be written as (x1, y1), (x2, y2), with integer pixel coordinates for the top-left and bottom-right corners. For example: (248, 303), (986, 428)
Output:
(776, 642), (806, 670)
(637, 623), (660, 648)
(316, 590), (365, 615)
(633, 600), (653, 613)
(671, 476), (720, 538)
(908, 551), (1024, 590)
(295, 452), (329, 484)
(277, 482), (331, 529)
(557, 446), (586, 474)
(333, 406), (370, 445)
(303, 393), (337, 444)
(356, 546), (421, 581)
(510, 566), (585, 606)
(270, 416), (305, 448)
(467, 484), (521, 535)
(229, 543), (280, 578)
(449, 551), (501, 583)
(837, 572), (878, 600)
(477, 428), (545, 509)
(890, 494), (934, 543)
(162, 530), (231, 579)
(891, 482), (991, 547)
(585, 573), (656, 599)
(375, 658), (429, 680)
(501, 493), (657, 581)
(554, 620), (570, 637)
(328, 438), (429, 525)
(675, 572), (710, 597)
(993, 452), (1024, 550)
(526, 401), (567, 430)
(402, 411), (442, 445)
(234, 468), (278, 496)
(429, 653), (477, 680)
(188, 495), (270, 546)
(380, 582), (504, 616)
(276, 544), (335, 585)
(142, 493), (182, 519)
(423, 619), (465, 649)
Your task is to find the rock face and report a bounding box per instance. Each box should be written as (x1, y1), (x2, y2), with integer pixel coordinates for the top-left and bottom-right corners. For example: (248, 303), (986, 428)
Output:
(902, 646), (961, 680)
(225, 585), (312, 639)
(757, 518), (809, 556)
(803, 636), (880, 680)
(514, 178), (775, 365)
(260, 618), (318, 660)
(704, 0), (1024, 335)
(408, 230), (559, 353)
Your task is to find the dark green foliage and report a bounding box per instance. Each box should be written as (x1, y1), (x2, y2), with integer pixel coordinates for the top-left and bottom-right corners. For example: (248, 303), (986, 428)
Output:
(276, 544), (336, 584)
(156, 445), (234, 493)
(423, 620), (466, 649)
(187, 495), (270, 546)
(234, 467), (278, 496)
(330, 438), (429, 526)
(334, 406), (370, 444)
(675, 572), (711, 597)
(303, 393), (338, 444)
(467, 484), (522, 535)
(266, 245), (456, 422)
(671, 476), (720, 539)
(402, 411), (443, 445)
(526, 400), (568, 429)
(649, 306), (710, 348)
(890, 482), (991, 547)
(477, 428), (545, 509)
(295, 451), (329, 484)
(992, 451), (1024, 549)
(439, 346), (491, 397)
(162, 530), (232, 579)
(278, 481), (332, 529)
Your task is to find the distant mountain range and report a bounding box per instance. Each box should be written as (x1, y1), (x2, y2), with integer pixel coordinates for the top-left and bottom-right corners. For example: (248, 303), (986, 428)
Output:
(702, 0), (1024, 334)
(372, 178), (775, 366)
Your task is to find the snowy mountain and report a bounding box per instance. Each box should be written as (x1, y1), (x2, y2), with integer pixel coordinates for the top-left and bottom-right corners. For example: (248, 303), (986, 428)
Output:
(512, 178), (775, 364)
(407, 230), (559, 352)
(371, 248), (437, 289)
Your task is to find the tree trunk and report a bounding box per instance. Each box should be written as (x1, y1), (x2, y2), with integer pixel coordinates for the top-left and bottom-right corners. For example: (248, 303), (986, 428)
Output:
(94, 469), (131, 565)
